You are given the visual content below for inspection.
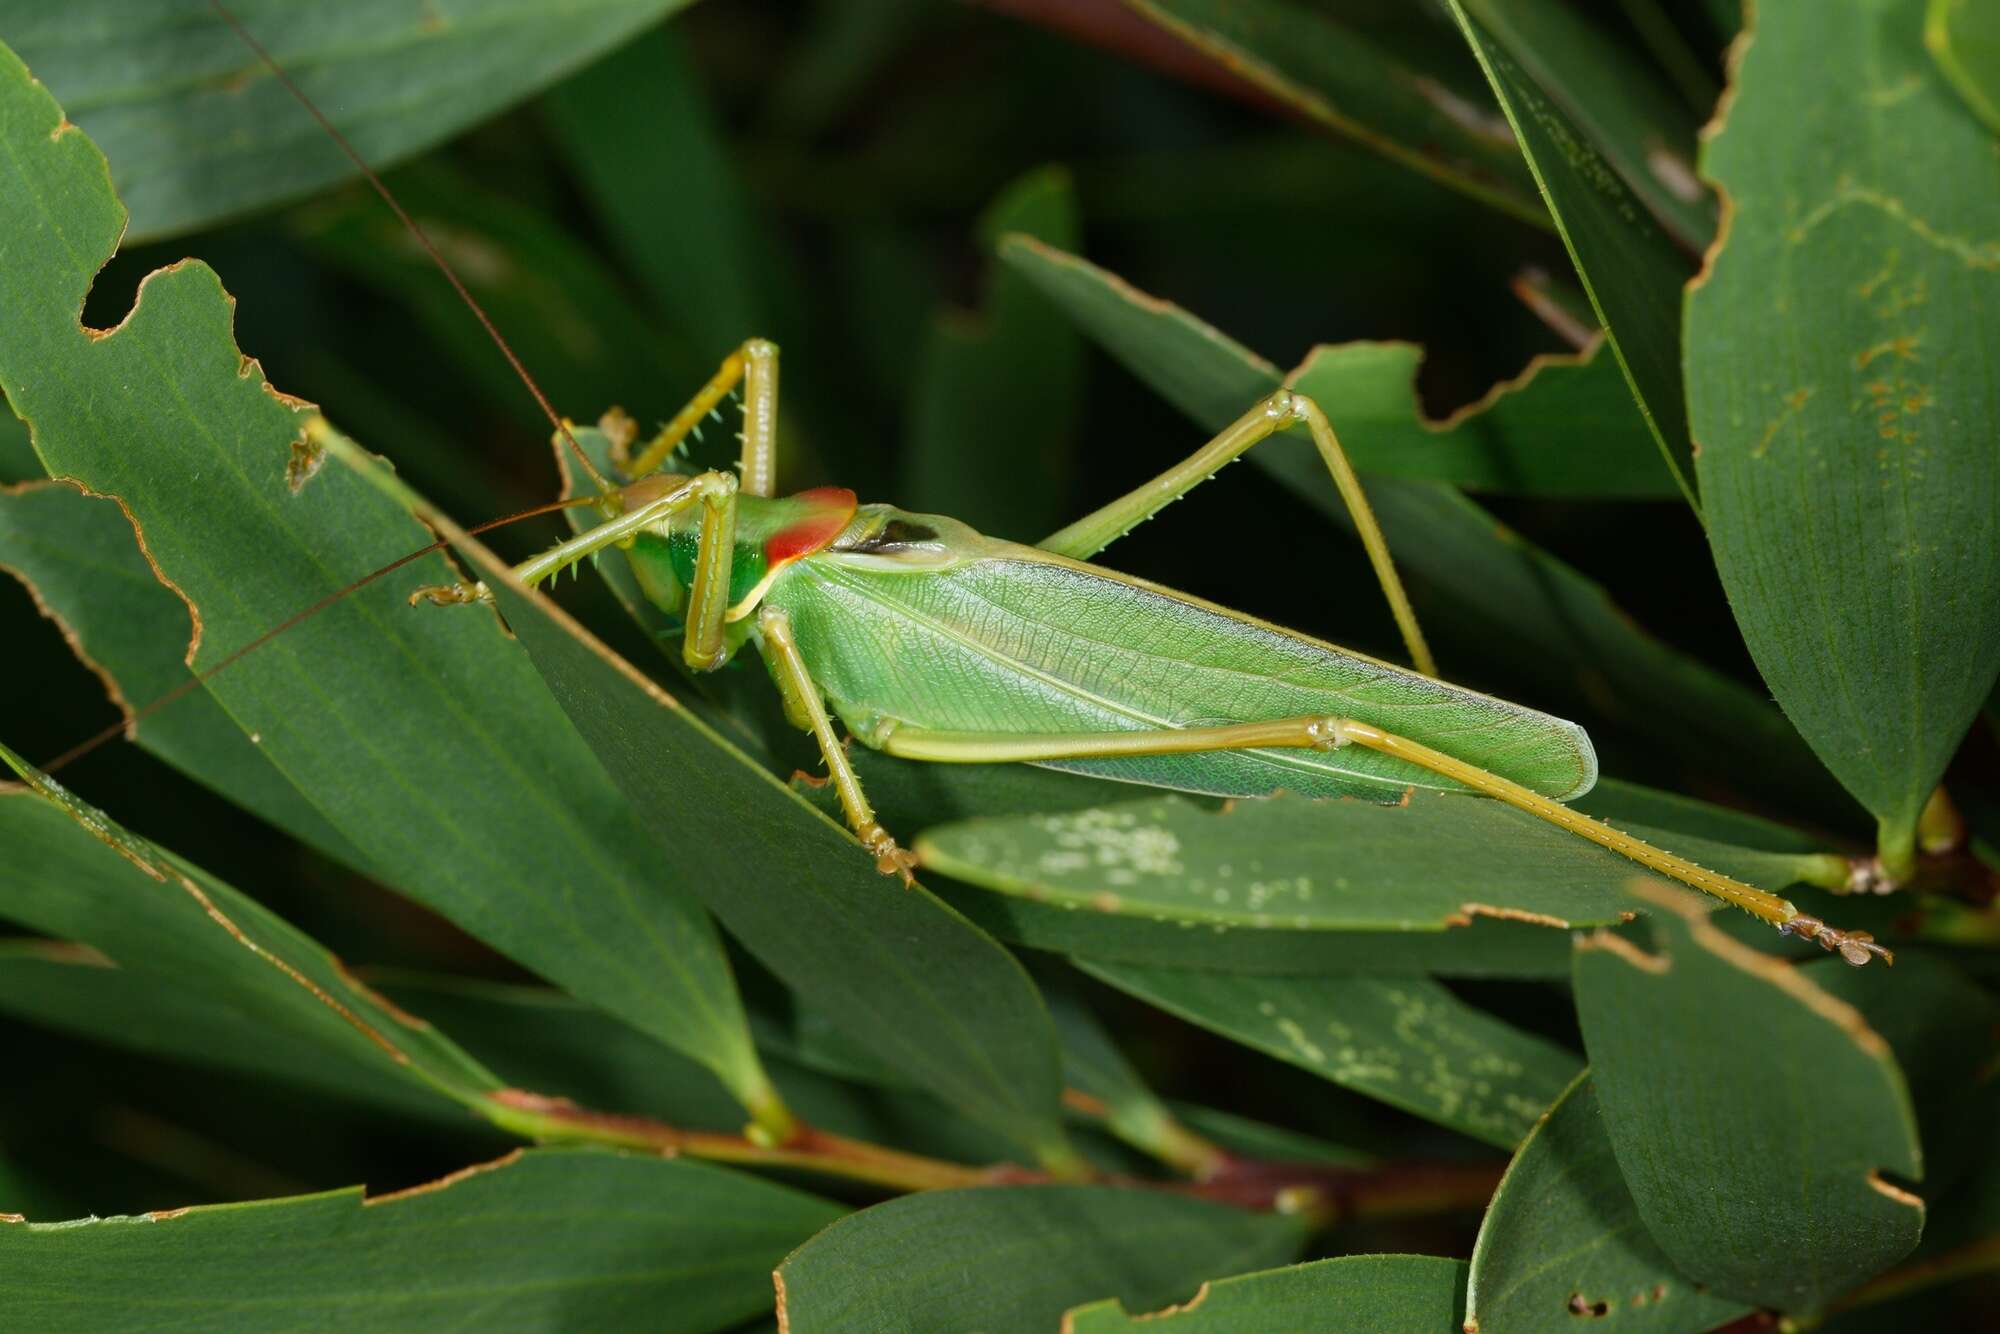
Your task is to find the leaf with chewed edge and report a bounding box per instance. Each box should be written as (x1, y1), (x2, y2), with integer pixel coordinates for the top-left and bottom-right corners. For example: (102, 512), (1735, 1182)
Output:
(0, 1148), (842, 1332)
(1467, 1072), (1749, 1333)
(0, 36), (775, 1121)
(320, 430), (1076, 1167)
(774, 1185), (1304, 1334)
(1686, 0), (2000, 875)
(1573, 882), (1924, 1311)
(1064, 1254), (1467, 1333)
(1443, 1), (1698, 502)
(1077, 961), (1581, 1149)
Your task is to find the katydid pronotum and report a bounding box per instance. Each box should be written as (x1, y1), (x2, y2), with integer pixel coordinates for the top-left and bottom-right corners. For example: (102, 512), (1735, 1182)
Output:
(121, 3), (1889, 970)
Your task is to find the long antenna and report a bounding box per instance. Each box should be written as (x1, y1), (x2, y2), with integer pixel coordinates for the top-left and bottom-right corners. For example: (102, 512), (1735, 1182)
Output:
(40, 496), (600, 777)
(207, 0), (612, 494)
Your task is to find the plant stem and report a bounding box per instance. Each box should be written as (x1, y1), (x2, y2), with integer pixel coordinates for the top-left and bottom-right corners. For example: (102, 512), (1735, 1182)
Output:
(477, 1087), (1502, 1222)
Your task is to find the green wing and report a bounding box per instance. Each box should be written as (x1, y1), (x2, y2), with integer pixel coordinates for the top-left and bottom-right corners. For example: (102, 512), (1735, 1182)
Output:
(769, 520), (1596, 803)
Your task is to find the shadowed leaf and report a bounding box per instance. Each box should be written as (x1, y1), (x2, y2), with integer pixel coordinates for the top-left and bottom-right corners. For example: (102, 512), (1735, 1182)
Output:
(0, 758), (501, 1117)
(1124, 0), (1545, 228)
(0, 0), (697, 240)
(1443, 1), (1698, 501)
(1926, 0), (2000, 132)
(904, 165), (1086, 540)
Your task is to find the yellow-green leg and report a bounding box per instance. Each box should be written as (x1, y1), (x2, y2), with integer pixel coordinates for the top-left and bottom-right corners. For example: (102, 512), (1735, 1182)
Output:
(1038, 389), (1433, 678)
(412, 469), (742, 673)
(757, 606), (917, 883)
(628, 338), (781, 498)
(875, 715), (1888, 965)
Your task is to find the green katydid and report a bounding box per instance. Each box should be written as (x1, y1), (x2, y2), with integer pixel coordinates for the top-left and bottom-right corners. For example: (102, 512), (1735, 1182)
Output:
(370, 333), (1886, 968)
(176, 1), (1887, 971)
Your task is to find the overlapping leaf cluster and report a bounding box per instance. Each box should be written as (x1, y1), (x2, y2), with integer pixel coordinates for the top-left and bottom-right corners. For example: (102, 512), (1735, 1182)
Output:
(0, 1), (1995, 1330)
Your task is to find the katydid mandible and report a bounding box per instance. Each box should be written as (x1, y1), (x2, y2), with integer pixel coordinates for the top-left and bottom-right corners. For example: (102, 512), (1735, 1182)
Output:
(204, 0), (1885, 968)
(382, 338), (1886, 968)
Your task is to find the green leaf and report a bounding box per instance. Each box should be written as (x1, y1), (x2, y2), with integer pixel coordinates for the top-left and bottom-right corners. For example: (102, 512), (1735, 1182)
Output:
(1456, 0), (1715, 247)
(1573, 884), (1923, 1311)
(1045, 983), (1222, 1175)
(999, 236), (1844, 816)
(1685, 0), (2000, 872)
(1, 0), (696, 241)
(1443, 1), (1699, 502)
(918, 790), (1821, 936)
(0, 941), (467, 1129)
(1467, 1073), (1750, 1333)
(946, 885), (1576, 978)
(1927, 0), (2000, 132)
(1124, 0), (1547, 228)
(0, 762), (501, 1117)
(0, 483), (365, 869)
(292, 161), (695, 429)
(1065, 1254), (1468, 1332)
(544, 24), (766, 363)
(0, 403), (32, 483)
(324, 433), (1075, 1164)
(1286, 341), (1678, 498)
(0, 41), (773, 1117)
(773, 1185), (1303, 1333)
(1077, 962), (1581, 1148)
(0, 1147), (841, 1331)
(903, 166), (1086, 539)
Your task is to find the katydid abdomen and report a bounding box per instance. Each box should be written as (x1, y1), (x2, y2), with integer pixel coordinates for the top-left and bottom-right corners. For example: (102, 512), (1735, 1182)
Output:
(763, 506), (1597, 804)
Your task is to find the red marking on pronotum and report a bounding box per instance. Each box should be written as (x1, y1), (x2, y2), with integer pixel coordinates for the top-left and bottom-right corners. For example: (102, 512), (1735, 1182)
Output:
(763, 487), (858, 568)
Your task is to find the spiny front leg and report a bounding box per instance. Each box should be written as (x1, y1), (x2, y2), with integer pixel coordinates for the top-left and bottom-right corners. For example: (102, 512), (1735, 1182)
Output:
(757, 606), (917, 885)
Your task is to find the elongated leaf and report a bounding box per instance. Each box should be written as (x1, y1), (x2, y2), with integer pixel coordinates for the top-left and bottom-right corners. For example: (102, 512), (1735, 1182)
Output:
(999, 236), (1845, 816)
(904, 166), (1086, 539)
(0, 762), (500, 1116)
(1045, 984), (1220, 1173)
(1125, 0), (1545, 228)
(1443, 1), (1698, 501)
(0, 44), (773, 1114)
(1078, 962), (1580, 1148)
(1, 0), (695, 241)
(774, 1185), (1304, 1333)
(544, 23), (766, 363)
(1457, 0), (1714, 247)
(1467, 1073), (1748, 1333)
(0, 483), (364, 868)
(1686, 0), (2000, 871)
(947, 887), (1575, 978)
(0, 1148), (841, 1331)
(0, 942), (465, 1129)
(1066, 1254), (1468, 1332)
(1287, 340), (1677, 498)
(324, 433), (1074, 1164)
(1573, 884), (1923, 1311)
(919, 790), (1820, 935)
(1927, 0), (2000, 131)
